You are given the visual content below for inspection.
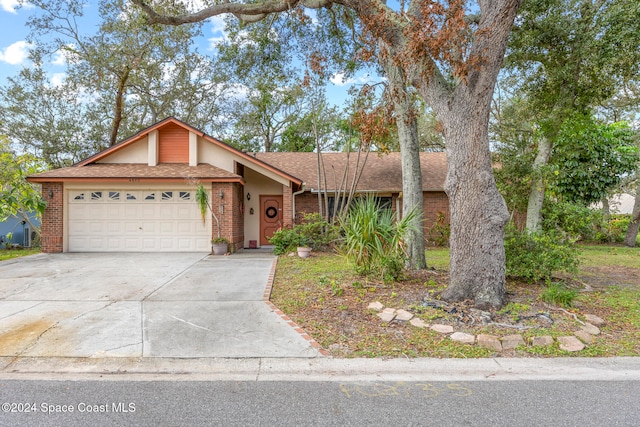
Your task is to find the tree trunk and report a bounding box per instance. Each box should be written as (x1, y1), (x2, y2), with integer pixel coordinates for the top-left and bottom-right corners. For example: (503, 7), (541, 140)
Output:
(110, 68), (130, 147)
(525, 137), (552, 232)
(383, 50), (427, 270)
(624, 183), (640, 247)
(438, 101), (510, 309)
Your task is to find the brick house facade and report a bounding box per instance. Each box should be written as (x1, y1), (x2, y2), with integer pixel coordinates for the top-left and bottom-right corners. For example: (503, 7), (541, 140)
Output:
(29, 118), (449, 253)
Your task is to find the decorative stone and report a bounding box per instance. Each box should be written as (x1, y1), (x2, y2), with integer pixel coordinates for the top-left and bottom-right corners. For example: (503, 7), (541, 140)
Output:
(558, 336), (585, 352)
(430, 324), (454, 334)
(477, 334), (502, 352)
(584, 314), (605, 326)
(368, 301), (384, 311)
(531, 336), (554, 347)
(501, 334), (525, 350)
(409, 318), (429, 328)
(377, 308), (396, 322)
(574, 330), (593, 344)
(450, 332), (475, 345)
(395, 309), (414, 321)
(581, 323), (601, 335)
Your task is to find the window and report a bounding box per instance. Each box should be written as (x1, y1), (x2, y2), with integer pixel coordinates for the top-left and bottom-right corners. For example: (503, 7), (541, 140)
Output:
(179, 191), (190, 201)
(109, 191), (120, 200)
(126, 193), (136, 200)
(162, 191), (173, 200)
(74, 193), (85, 200)
(145, 193), (155, 200)
(91, 191), (102, 200)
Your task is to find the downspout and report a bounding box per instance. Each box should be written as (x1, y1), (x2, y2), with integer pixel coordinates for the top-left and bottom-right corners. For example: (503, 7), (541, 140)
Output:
(292, 183), (306, 225)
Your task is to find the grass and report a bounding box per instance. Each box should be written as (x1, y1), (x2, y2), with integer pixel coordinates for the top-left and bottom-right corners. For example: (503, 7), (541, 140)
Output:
(578, 244), (640, 269)
(272, 245), (640, 358)
(426, 247), (450, 270)
(0, 247), (41, 261)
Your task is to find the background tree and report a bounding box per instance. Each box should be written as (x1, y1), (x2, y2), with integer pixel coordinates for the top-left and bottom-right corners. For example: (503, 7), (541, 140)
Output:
(0, 135), (47, 236)
(0, 66), (98, 168)
(501, 0), (640, 232)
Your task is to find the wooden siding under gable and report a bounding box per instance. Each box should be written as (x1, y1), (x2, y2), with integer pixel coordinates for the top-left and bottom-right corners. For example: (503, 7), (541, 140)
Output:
(158, 123), (189, 163)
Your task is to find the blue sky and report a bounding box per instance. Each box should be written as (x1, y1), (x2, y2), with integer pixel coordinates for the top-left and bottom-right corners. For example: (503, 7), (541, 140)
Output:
(0, 1), (374, 110)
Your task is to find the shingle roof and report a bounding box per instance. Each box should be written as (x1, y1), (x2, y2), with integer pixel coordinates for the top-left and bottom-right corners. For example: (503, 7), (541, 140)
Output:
(28, 163), (241, 182)
(255, 152), (446, 192)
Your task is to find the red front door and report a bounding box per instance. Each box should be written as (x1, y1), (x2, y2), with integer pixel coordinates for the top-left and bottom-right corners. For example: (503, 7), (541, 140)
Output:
(260, 195), (283, 245)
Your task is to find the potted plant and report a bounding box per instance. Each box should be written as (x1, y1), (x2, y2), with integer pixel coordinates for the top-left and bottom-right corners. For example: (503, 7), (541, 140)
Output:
(296, 237), (312, 259)
(211, 237), (229, 255)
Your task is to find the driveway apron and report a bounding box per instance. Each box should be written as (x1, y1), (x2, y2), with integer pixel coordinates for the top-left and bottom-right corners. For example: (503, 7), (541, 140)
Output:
(0, 253), (320, 358)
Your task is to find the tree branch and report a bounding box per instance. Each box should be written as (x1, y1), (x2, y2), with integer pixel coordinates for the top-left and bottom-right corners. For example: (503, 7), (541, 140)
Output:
(131, 0), (334, 25)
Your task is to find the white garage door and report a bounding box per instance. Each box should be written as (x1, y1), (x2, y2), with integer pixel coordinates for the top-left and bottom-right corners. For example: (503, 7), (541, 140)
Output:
(68, 189), (212, 252)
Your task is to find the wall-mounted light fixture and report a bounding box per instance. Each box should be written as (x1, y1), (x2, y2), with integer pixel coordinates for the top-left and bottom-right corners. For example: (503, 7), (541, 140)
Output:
(48, 189), (54, 199)
(249, 207), (254, 215)
(246, 192), (251, 201)
(218, 190), (224, 199)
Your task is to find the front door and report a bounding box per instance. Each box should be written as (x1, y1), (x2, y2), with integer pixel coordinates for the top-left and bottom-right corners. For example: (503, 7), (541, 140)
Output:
(260, 195), (283, 245)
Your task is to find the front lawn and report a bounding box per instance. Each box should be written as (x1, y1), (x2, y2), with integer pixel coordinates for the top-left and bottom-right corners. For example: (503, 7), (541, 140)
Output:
(271, 245), (640, 358)
(0, 247), (41, 261)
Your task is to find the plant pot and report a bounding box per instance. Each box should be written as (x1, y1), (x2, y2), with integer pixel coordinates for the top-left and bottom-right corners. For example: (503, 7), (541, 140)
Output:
(212, 243), (228, 255)
(297, 247), (311, 259)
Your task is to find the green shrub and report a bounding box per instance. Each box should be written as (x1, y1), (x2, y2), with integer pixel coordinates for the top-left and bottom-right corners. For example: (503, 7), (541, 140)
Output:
(595, 214), (630, 243)
(542, 200), (601, 240)
(504, 223), (580, 283)
(338, 196), (418, 282)
(540, 282), (579, 307)
(268, 213), (338, 255)
(428, 211), (450, 246)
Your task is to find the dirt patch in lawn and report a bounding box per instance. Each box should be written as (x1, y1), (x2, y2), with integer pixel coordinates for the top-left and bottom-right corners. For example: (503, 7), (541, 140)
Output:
(271, 253), (640, 358)
(576, 265), (640, 290)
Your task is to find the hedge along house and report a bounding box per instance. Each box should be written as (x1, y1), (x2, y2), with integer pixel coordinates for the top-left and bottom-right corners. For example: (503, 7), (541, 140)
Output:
(28, 118), (449, 253)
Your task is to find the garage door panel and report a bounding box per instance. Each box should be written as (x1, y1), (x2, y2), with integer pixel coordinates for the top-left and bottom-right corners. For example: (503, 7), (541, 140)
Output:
(68, 188), (211, 252)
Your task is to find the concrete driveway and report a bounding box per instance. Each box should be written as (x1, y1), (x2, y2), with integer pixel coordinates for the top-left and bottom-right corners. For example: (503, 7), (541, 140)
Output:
(0, 252), (320, 358)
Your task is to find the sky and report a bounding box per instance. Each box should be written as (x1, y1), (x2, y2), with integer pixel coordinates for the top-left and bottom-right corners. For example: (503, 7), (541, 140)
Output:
(0, 1), (374, 112)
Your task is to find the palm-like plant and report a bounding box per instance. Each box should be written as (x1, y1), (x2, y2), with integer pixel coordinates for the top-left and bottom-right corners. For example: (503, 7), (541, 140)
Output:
(195, 184), (221, 239)
(339, 196), (419, 281)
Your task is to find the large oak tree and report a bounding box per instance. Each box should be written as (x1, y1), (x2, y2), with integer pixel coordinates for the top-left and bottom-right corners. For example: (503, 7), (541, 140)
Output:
(132, 0), (523, 308)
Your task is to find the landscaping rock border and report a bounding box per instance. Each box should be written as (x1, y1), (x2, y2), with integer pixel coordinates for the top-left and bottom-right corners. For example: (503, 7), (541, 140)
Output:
(368, 301), (605, 353)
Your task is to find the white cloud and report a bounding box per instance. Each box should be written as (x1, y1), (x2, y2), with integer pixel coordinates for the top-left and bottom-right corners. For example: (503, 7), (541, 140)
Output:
(207, 15), (230, 48)
(1, 0), (21, 14)
(0, 40), (33, 65)
(330, 72), (380, 87)
(50, 72), (66, 87)
(330, 72), (355, 87)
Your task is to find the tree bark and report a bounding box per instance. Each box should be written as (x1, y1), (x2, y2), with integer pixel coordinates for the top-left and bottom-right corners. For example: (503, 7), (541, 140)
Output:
(624, 183), (640, 247)
(110, 68), (130, 147)
(382, 49), (427, 270)
(438, 100), (510, 309)
(525, 137), (552, 232)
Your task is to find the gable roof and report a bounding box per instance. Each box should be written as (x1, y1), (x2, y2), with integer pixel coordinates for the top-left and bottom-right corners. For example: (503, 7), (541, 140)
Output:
(28, 117), (303, 188)
(255, 151), (447, 192)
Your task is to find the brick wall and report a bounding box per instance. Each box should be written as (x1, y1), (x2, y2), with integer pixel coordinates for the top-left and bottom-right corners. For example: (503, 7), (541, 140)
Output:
(292, 190), (451, 239)
(41, 182), (64, 253)
(282, 184), (293, 228)
(423, 191), (450, 246)
(210, 182), (244, 253)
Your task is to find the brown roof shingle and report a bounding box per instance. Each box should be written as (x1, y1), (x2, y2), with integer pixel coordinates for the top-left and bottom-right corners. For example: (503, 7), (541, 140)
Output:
(28, 163), (241, 182)
(255, 152), (446, 192)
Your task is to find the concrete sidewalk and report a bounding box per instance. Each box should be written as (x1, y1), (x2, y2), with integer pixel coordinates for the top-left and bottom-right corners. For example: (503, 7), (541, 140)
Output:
(0, 252), (320, 359)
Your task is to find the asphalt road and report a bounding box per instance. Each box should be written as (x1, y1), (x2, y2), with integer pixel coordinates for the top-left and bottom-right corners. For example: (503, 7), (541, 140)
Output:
(1, 379), (639, 426)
